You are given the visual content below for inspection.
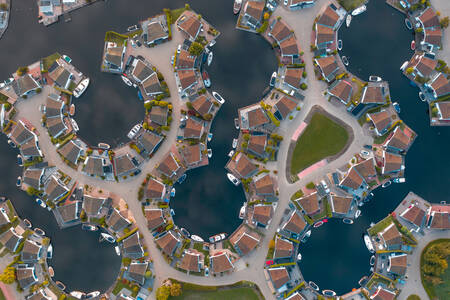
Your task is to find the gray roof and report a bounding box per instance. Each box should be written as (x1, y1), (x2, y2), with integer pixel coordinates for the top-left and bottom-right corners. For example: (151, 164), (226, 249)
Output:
(10, 121), (34, 145)
(0, 228), (23, 252)
(45, 94), (63, 118)
(12, 74), (40, 97)
(106, 208), (130, 232)
(58, 140), (82, 165)
(122, 232), (144, 259)
(114, 154), (137, 177)
(149, 105), (168, 126)
(82, 195), (105, 216)
(45, 176), (69, 203)
(21, 240), (42, 262)
(147, 21), (168, 43)
(128, 262), (148, 285)
(46, 116), (66, 138)
(56, 202), (80, 223)
(23, 168), (44, 189)
(20, 139), (41, 157)
(136, 131), (163, 155)
(16, 267), (37, 289)
(83, 156), (104, 177)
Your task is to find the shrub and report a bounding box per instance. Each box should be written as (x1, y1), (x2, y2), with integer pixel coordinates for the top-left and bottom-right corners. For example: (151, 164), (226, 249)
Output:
(306, 182), (315, 189)
(300, 83), (308, 90)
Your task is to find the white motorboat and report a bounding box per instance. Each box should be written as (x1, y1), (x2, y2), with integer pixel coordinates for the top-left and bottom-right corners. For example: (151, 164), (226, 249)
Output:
(346, 14), (352, 27)
(191, 235), (204, 242)
(419, 92), (426, 102)
(207, 133), (213, 142)
(202, 71), (211, 88)
(86, 291), (100, 299)
(69, 104), (75, 116)
(355, 209), (361, 218)
(212, 91), (225, 104)
(405, 18), (413, 30)
(232, 138), (238, 148)
(393, 102), (401, 113)
(309, 281), (319, 291)
(228, 150), (235, 157)
(370, 255), (375, 266)
(393, 177), (406, 183)
(70, 291), (85, 299)
(382, 180), (392, 188)
(181, 228), (190, 237)
(227, 173), (240, 186)
(352, 5), (366, 16)
(98, 142), (110, 150)
(100, 233), (116, 243)
(127, 123), (142, 139)
(70, 118), (79, 132)
(234, 118), (240, 129)
(48, 266), (54, 277)
(342, 56), (349, 66)
(36, 198), (46, 208)
(114, 246), (121, 256)
(23, 219), (32, 228)
(364, 234), (375, 253)
(323, 290), (336, 297)
(343, 218), (354, 224)
(47, 244), (53, 259)
(127, 25), (138, 32)
(239, 203), (246, 219)
(301, 230), (311, 243)
(270, 71), (277, 87)
(16, 176), (21, 187)
(121, 75), (133, 87)
(62, 55), (72, 63)
(337, 39), (343, 51)
(297, 253), (302, 261)
(369, 76), (382, 82)
(233, 0), (242, 14)
(209, 233), (227, 243)
(207, 148), (212, 158)
(73, 78), (90, 98)
(209, 39), (216, 47)
(207, 51), (213, 66)
(82, 224), (98, 231)
(170, 188), (176, 197)
(400, 61), (409, 71)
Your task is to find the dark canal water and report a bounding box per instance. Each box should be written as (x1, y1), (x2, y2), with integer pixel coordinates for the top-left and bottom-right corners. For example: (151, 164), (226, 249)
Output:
(0, 0), (448, 295)
(298, 0), (450, 295)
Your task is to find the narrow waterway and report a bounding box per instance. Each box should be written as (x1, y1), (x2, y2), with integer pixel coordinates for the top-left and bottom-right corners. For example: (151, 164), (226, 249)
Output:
(298, 0), (450, 295)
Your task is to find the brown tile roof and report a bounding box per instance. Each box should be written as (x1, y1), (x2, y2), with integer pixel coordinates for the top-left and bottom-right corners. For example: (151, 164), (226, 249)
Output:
(147, 21), (168, 43)
(388, 254), (407, 275)
(436, 101), (450, 120)
(340, 167), (364, 190)
(157, 153), (180, 177)
(431, 73), (450, 98)
(401, 205), (425, 227)
(248, 107), (269, 128)
(317, 5), (339, 28)
(144, 208), (165, 230)
(368, 110), (391, 134)
(418, 7), (440, 28)
(142, 73), (162, 95)
(315, 56), (339, 80)
(424, 28), (442, 47)
(178, 15), (202, 39)
(178, 69), (197, 90)
(354, 158), (376, 183)
(184, 117), (204, 139)
(82, 195), (105, 216)
(280, 35), (299, 56)
(145, 178), (165, 200)
(132, 60), (154, 83)
(430, 212), (450, 229)
(362, 86), (385, 104)
(284, 68), (302, 89)
(253, 174), (275, 195)
(274, 236), (293, 259)
(114, 154), (137, 177)
(245, 1), (265, 21)
(176, 50), (196, 69)
(234, 232), (260, 255)
(253, 205), (273, 226)
(275, 96), (298, 119)
(128, 262), (148, 285)
(156, 231), (180, 255)
(106, 208), (131, 232)
(329, 80), (352, 103)
(83, 156), (104, 177)
(181, 143), (202, 166)
(316, 24), (335, 45)
(298, 192), (319, 215)
(136, 130), (163, 154)
(412, 54), (437, 77)
(286, 293), (305, 300)
(191, 94), (213, 115)
(235, 153), (258, 178)
(270, 19), (292, 43)
(180, 251), (201, 272)
(10, 121), (34, 145)
(248, 134), (267, 156)
(383, 151), (403, 174)
(384, 126), (411, 151)
(331, 195), (352, 214)
(372, 287), (396, 300)
(210, 253), (233, 273)
(268, 267), (290, 289)
(23, 168), (43, 189)
(283, 211), (306, 234)
(380, 223), (403, 246)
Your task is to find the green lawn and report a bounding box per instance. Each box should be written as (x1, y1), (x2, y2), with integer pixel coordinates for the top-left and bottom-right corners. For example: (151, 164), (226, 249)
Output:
(421, 239), (450, 300)
(338, 0), (366, 11)
(0, 289), (5, 300)
(290, 113), (349, 174)
(169, 287), (260, 300)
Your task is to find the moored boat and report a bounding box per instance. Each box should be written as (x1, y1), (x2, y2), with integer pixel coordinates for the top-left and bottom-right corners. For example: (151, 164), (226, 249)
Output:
(393, 177), (406, 183)
(114, 246), (121, 256)
(121, 75), (132, 86)
(234, 118), (240, 129)
(355, 209), (361, 218)
(352, 5), (366, 16)
(239, 203), (246, 219)
(227, 173), (240, 186)
(370, 255), (375, 266)
(202, 70), (211, 88)
(233, 0), (242, 15)
(393, 102), (401, 113)
(313, 220), (324, 228)
(337, 39), (343, 50)
(207, 51), (213, 66)
(270, 72), (277, 87)
(419, 92), (426, 102)
(70, 118), (79, 132)
(87, 291), (100, 299)
(232, 138), (238, 148)
(98, 142), (110, 150)
(405, 18), (412, 30)
(100, 232), (115, 243)
(343, 218), (354, 224)
(301, 230), (311, 243)
(36, 198), (46, 208)
(62, 55), (72, 63)
(35, 228), (45, 236)
(181, 228), (190, 237)
(47, 244), (53, 259)
(73, 78), (90, 98)
(177, 174), (187, 184)
(207, 148), (212, 158)
(346, 14), (352, 27)
(70, 291), (85, 299)
(411, 40), (415, 50)
(191, 235), (204, 242)
(228, 150), (235, 157)
(56, 281), (66, 291)
(364, 234), (375, 253)
(342, 56), (349, 66)
(170, 188), (176, 197)
(309, 281), (319, 291)
(48, 266), (54, 277)
(212, 91), (225, 104)
(82, 224), (98, 231)
(382, 180), (392, 188)
(323, 290), (336, 297)
(209, 233), (227, 243)
(23, 219), (32, 228)
(369, 76), (382, 82)
(69, 104), (75, 116)
(400, 61), (409, 71)
(207, 133), (213, 142)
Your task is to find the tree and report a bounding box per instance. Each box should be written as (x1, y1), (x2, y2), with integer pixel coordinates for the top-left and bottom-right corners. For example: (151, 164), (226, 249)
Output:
(0, 4), (7, 11)
(189, 42), (204, 56)
(156, 285), (170, 300)
(406, 295), (421, 300)
(406, 67), (414, 74)
(306, 182), (315, 189)
(0, 266), (16, 284)
(170, 283), (182, 296)
(440, 16), (449, 28)
(16, 66), (29, 76)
